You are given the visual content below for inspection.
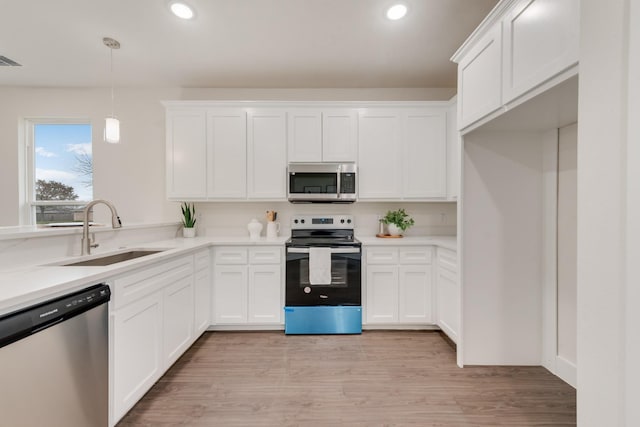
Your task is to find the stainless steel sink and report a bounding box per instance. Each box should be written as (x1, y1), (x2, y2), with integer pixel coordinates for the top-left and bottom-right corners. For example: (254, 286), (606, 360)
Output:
(61, 250), (165, 266)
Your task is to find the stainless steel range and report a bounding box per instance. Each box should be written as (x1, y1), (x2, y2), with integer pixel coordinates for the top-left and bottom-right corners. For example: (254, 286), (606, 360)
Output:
(284, 214), (362, 334)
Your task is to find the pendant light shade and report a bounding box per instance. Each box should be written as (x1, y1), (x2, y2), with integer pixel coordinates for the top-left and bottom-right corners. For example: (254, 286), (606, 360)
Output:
(103, 37), (121, 143)
(104, 117), (120, 143)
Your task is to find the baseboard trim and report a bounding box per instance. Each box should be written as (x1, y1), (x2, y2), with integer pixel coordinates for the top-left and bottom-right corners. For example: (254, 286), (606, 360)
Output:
(554, 355), (577, 388)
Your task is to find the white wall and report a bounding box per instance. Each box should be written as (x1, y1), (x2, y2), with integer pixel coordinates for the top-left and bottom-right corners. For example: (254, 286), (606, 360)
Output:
(194, 201), (457, 238)
(578, 0), (636, 425)
(0, 87), (181, 226)
(0, 86), (455, 227)
(557, 123), (577, 368)
(625, 1), (640, 424)
(461, 130), (544, 365)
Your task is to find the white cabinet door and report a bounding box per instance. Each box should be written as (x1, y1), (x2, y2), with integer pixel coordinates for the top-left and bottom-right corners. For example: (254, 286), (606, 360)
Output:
(446, 101), (460, 200)
(288, 110), (322, 162)
(437, 267), (459, 343)
(403, 109), (447, 199)
(213, 265), (248, 324)
(322, 109), (357, 162)
(358, 111), (402, 199)
(163, 275), (194, 368)
(247, 110), (287, 199)
(194, 251), (211, 336)
(112, 291), (163, 422)
(366, 265), (399, 323)
(166, 109), (207, 199)
(207, 109), (247, 198)
(248, 264), (282, 324)
(502, 0), (580, 103)
(458, 24), (503, 129)
(398, 265), (433, 323)
(436, 248), (459, 343)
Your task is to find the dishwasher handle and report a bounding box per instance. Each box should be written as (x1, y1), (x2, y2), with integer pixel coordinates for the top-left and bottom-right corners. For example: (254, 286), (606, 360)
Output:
(0, 283), (110, 349)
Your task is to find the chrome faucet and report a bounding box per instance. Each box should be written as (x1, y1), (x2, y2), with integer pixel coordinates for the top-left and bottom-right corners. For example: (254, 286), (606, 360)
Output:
(81, 199), (122, 255)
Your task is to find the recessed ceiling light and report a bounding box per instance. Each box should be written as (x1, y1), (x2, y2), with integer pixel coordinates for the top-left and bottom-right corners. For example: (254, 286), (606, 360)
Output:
(170, 2), (195, 20)
(386, 4), (408, 20)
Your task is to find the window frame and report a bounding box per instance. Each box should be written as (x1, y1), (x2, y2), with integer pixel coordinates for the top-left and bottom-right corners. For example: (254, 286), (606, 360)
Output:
(21, 118), (93, 225)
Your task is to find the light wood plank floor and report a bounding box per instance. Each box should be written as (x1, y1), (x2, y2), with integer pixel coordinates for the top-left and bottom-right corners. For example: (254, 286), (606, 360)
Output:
(118, 331), (576, 426)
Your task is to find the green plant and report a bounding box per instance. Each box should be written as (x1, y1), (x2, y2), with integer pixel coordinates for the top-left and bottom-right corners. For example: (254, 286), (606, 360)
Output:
(382, 208), (415, 231)
(181, 202), (196, 228)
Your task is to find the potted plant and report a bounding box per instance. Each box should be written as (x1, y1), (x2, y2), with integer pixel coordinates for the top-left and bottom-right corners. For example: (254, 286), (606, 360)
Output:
(382, 208), (415, 236)
(181, 202), (196, 237)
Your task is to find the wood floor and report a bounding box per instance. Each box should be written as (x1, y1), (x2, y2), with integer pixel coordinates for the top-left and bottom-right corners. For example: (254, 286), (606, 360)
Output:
(117, 331), (576, 426)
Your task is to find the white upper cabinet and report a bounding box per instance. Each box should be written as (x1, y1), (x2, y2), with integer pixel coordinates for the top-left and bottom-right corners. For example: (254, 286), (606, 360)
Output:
(165, 102), (451, 201)
(403, 109), (447, 199)
(288, 110), (322, 162)
(247, 110), (287, 199)
(166, 109), (207, 199)
(359, 107), (448, 200)
(288, 109), (357, 162)
(358, 110), (402, 199)
(207, 109), (247, 199)
(322, 109), (358, 161)
(502, 0), (580, 103)
(452, 0), (580, 132)
(456, 24), (503, 129)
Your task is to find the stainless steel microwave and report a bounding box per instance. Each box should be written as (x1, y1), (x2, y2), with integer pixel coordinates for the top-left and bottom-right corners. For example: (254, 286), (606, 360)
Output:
(287, 163), (357, 203)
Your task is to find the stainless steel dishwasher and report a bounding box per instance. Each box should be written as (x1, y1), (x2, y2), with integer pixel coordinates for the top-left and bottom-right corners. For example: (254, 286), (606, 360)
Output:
(0, 283), (110, 427)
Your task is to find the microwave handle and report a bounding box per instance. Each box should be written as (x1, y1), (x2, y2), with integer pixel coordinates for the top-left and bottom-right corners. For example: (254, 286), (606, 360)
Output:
(287, 247), (360, 254)
(336, 164), (341, 198)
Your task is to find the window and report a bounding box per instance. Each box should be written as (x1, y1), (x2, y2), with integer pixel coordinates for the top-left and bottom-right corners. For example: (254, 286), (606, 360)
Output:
(23, 119), (93, 225)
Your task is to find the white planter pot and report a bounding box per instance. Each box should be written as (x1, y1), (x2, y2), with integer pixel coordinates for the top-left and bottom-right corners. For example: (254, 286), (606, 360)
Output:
(387, 223), (402, 236)
(183, 227), (196, 238)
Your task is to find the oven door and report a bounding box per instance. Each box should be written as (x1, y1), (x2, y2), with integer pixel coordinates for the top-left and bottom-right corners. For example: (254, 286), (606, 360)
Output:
(285, 246), (361, 306)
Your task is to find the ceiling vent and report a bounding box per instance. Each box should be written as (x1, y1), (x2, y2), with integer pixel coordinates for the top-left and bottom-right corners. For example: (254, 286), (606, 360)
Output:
(0, 56), (22, 66)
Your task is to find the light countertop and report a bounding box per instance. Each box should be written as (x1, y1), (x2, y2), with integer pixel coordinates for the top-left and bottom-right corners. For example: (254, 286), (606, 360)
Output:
(357, 235), (457, 251)
(0, 234), (455, 316)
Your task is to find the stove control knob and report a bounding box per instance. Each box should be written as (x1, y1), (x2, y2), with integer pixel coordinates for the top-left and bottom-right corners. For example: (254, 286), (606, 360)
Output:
(301, 219), (305, 224)
(340, 219), (345, 224)
(294, 219), (299, 224)
(347, 219), (352, 224)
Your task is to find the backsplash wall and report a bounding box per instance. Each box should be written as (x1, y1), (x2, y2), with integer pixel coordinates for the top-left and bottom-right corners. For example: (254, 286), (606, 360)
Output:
(195, 202), (457, 237)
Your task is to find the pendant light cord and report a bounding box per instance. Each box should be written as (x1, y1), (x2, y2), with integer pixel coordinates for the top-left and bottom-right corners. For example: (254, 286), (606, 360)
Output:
(110, 46), (114, 118)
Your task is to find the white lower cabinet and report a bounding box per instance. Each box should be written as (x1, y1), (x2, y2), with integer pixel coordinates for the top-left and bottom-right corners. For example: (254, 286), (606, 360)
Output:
(213, 246), (283, 326)
(436, 248), (459, 343)
(162, 275), (194, 367)
(193, 250), (212, 334)
(365, 246), (434, 325)
(248, 264), (282, 323)
(213, 265), (248, 323)
(399, 265), (433, 323)
(366, 265), (399, 323)
(111, 250), (211, 425)
(112, 291), (163, 423)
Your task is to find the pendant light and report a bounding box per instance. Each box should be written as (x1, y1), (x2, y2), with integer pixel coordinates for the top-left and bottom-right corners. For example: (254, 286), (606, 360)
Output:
(103, 37), (120, 143)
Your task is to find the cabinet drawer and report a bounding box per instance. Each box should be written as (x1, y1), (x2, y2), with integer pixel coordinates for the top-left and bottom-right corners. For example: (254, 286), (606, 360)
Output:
(214, 248), (248, 264)
(399, 247), (433, 264)
(366, 248), (399, 264)
(249, 247), (281, 264)
(437, 248), (458, 273)
(194, 249), (211, 271)
(112, 255), (194, 310)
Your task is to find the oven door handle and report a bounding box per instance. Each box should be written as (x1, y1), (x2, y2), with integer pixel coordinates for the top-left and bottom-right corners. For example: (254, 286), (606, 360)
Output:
(286, 247), (361, 254)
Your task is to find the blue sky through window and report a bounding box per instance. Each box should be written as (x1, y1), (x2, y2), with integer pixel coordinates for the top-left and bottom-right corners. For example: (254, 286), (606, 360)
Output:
(34, 123), (93, 201)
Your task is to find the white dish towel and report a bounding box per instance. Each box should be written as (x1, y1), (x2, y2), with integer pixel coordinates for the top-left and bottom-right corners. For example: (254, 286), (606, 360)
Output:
(309, 247), (332, 285)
